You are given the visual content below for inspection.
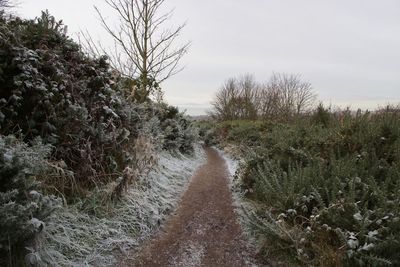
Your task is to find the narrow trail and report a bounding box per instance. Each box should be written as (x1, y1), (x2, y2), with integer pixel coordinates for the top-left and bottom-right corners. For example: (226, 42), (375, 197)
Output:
(125, 147), (260, 267)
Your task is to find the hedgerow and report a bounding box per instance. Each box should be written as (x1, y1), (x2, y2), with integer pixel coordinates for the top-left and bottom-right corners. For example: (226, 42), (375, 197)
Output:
(220, 107), (400, 266)
(0, 11), (196, 193)
(0, 10), (198, 265)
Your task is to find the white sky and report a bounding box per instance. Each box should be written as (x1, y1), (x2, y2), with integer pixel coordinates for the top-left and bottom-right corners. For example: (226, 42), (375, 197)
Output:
(16, 0), (400, 115)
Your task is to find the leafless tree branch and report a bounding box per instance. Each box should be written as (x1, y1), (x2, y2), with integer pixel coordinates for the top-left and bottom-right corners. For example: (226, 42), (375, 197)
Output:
(81, 0), (190, 102)
(211, 73), (317, 121)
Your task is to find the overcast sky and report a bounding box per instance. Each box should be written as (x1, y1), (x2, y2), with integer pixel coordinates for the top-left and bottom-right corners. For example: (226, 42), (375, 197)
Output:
(16, 0), (400, 115)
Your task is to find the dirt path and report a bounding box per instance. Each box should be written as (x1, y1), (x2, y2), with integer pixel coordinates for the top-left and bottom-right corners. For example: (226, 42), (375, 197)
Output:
(125, 147), (260, 267)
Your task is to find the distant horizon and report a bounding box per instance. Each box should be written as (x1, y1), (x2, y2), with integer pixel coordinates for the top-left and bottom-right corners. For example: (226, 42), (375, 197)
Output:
(185, 101), (400, 117)
(16, 0), (400, 116)
(176, 91), (400, 116)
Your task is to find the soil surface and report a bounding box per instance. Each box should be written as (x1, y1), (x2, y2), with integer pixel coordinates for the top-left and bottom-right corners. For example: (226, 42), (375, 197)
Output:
(125, 147), (262, 267)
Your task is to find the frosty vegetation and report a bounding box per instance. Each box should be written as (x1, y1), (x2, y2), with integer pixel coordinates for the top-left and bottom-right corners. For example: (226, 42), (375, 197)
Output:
(37, 146), (205, 266)
(200, 105), (400, 266)
(0, 9), (199, 266)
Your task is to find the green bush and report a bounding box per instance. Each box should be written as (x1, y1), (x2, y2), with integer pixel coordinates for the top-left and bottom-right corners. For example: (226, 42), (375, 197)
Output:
(198, 120), (267, 147)
(312, 103), (333, 127)
(234, 110), (400, 266)
(157, 104), (197, 153)
(196, 121), (218, 146)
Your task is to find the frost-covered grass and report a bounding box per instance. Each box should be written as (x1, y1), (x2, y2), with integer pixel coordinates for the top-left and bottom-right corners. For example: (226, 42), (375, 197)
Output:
(169, 241), (205, 267)
(217, 148), (264, 267)
(217, 147), (241, 207)
(36, 146), (206, 266)
(217, 146), (252, 216)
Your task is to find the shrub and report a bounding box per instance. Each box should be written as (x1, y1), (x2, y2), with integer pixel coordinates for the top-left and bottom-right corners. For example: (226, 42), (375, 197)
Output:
(0, 12), (197, 198)
(312, 103), (333, 127)
(0, 9), (199, 266)
(0, 135), (61, 266)
(196, 121), (218, 146)
(158, 104), (197, 153)
(234, 109), (400, 266)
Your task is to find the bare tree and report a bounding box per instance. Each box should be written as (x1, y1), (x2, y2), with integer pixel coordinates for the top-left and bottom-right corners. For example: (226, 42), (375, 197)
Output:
(211, 78), (239, 121)
(211, 73), (317, 121)
(294, 80), (316, 114)
(237, 74), (259, 120)
(211, 75), (260, 121)
(83, 0), (190, 102)
(0, 0), (14, 10)
(268, 73), (316, 119)
(258, 83), (280, 119)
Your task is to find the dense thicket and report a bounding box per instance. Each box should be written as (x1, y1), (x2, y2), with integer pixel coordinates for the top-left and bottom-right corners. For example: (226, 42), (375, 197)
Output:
(0, 11), (196, 265)
(201, 106), (400, 266)
(0, 11), (195, 192)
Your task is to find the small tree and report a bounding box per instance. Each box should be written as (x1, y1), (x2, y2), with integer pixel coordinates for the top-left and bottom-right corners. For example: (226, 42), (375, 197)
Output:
(237, 74), (259, 120)
(258, 83), (280, 119)
(268, 73), (316, 119)
(211, 75), (259, 121)
(211, 78), (238, 121)
(83, 0), (190, 102)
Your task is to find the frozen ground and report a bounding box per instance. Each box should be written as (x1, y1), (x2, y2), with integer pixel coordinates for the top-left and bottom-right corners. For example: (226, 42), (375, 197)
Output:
(218, 148), (267, 266)
(35, 146), (206, 266)
(217, 147), (245, 208)
(131, 147), (263, 267)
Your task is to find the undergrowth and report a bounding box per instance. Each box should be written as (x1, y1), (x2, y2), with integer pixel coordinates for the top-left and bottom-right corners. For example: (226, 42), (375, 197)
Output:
(214, 106), (400, 266)
(36, 146), (205, 266)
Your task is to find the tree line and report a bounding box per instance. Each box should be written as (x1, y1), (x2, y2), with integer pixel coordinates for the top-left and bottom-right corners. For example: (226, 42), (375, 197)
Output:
(211, 73), (317, 121)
